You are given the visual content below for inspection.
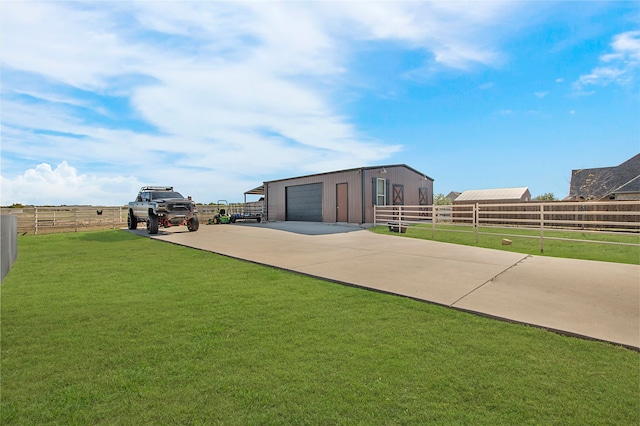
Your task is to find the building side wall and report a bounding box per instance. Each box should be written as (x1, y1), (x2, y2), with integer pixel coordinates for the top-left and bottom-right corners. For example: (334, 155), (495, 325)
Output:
(615, 192), (640, 201)
(362, 166), (434, 223)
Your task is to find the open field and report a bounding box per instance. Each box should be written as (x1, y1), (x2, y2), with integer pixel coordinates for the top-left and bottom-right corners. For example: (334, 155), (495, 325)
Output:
(2, 230), (638, 424)
(2, 206), (225, 235)
(371, 224), (640, 265)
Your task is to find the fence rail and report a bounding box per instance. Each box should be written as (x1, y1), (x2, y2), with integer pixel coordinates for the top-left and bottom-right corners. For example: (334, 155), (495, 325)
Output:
(1, 203), (262, 235)
(1, 206), (130, 235)
(374, 201), (640, 251)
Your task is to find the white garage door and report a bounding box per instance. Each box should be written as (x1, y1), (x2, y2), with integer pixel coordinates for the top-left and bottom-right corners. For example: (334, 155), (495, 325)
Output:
(286, 183), (322, 222)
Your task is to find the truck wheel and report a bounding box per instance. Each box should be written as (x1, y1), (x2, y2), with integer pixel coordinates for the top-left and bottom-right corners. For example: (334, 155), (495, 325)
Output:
(147, 215), (159, 234)
(230, 216), (236, 223)
(128, 210), (137, 230)
(188, 215), (199, 232)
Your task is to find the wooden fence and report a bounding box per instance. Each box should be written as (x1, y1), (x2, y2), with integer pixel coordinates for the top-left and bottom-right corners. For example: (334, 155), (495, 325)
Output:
(374, 200), (640, 251)
(2, 207), (130, 235)
(6, 200), (639, 243)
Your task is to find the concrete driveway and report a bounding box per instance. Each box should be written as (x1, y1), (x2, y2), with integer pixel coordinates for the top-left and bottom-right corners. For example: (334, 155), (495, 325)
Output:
(129, 222), (640, 349)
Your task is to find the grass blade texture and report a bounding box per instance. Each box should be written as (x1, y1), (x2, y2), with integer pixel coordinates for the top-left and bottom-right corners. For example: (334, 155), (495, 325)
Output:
(2, 230), (638, 424)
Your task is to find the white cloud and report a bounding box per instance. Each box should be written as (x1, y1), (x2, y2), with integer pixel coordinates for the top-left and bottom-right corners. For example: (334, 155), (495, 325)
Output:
(611, 30), (640, 60)
(337, 1), (510, 70)
(0, 162), (142, 206)
(1, 2), (139, 91)
(574, 30), (640, 93)
(534, 91), (549, 98)
(577, 67), (626, 86)
(0, 1), (529, 205)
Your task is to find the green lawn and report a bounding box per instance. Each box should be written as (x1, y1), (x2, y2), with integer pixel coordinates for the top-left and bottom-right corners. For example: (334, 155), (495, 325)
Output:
(371, 224), (640, 265)
(2, 230), (638, 424)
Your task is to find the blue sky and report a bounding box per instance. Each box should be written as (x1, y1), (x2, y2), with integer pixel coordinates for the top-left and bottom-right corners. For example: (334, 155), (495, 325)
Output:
(1, 1), (638, 206)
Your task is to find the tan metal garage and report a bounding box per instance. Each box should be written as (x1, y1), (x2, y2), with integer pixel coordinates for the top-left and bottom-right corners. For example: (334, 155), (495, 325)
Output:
(259, 165), (434, 224)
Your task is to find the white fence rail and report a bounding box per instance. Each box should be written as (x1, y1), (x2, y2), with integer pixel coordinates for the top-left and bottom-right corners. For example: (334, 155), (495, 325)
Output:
(374, 201), (640, 251)
(3, 207), (129, 235)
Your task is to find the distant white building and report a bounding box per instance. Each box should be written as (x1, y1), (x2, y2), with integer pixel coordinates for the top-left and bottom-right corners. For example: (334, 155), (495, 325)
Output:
(454, 187), (531, 204)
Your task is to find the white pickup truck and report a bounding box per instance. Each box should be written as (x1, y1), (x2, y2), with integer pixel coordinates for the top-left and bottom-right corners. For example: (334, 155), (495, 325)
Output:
(127, 186), (199, 234)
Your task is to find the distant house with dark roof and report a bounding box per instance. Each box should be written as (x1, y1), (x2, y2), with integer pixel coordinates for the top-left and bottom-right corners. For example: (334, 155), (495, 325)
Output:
(453, 187), (531, 204)
(566, 154), (640, 201)
(445, 191), (461, 203)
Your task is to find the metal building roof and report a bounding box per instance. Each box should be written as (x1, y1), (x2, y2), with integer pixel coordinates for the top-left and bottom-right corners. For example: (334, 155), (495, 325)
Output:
(261, 164), (434, 185)
(454, 187), (530, 202)
(244, 185), (265, 195)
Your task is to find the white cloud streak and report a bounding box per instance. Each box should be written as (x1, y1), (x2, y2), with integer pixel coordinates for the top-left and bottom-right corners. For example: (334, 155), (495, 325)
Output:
(340, 1), (509, 69)
(1, 1), (523, 205)
(574, 30), (640, 93)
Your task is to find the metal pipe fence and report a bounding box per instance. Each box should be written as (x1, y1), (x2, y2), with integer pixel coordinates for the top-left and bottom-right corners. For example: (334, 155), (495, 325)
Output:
(374, 201), (640, 251)
(2, 206), (130, 235)
(1, 203), (264, 235)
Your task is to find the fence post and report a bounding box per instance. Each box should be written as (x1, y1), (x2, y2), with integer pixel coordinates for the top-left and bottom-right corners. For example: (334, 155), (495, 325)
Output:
(432, 205), (436, 239)
(34, 207), (38, 235)
(74, 208), (78, 232)
(540, 204), (545, 253)
(398, 205), (402, 231)
(373, 205), (377, 227)
(474, 203), (479, 244)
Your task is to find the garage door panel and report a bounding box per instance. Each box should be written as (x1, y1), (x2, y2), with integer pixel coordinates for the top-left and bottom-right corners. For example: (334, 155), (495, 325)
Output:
(286, 183), (322, 221)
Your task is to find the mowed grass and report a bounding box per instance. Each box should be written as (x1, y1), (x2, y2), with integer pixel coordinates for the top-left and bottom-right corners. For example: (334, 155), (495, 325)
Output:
(371, 224), (640, 265)
(2, 230), (638, 424)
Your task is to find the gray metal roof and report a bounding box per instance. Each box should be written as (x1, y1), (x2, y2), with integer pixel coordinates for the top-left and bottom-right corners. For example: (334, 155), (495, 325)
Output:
(245, 185), (265, 195)
(261, 164), (434, 185)
(455, 187), (530, 202)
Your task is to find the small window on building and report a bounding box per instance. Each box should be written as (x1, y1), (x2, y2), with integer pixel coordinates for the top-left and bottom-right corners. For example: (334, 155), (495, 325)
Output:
(376, 178), (386, 206)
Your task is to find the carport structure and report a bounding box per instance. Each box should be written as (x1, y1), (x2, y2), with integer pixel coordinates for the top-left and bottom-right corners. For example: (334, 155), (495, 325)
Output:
(257, 165), (434, 224)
